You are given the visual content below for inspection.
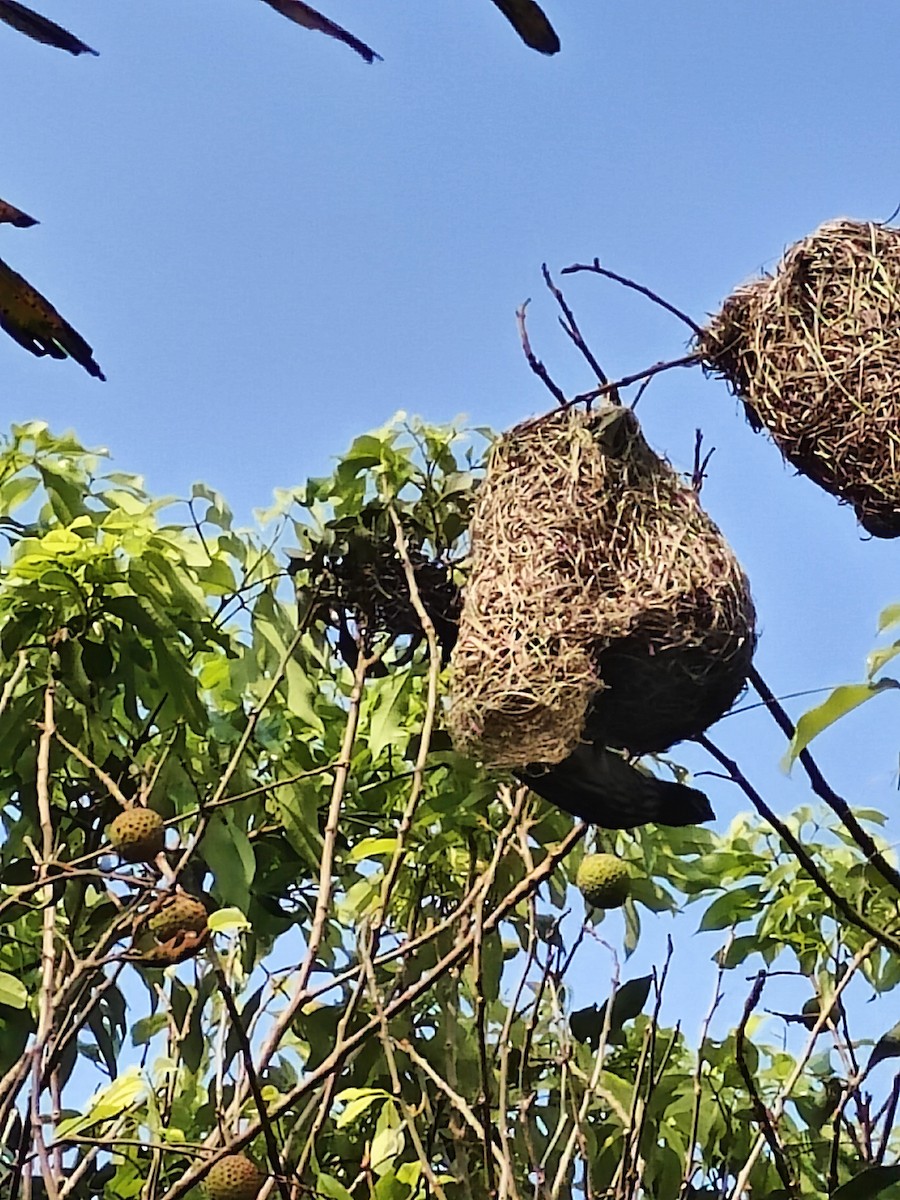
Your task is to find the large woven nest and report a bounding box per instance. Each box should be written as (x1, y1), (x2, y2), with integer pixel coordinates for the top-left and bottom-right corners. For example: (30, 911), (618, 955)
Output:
(446, 405), (756, 768)
(699, 218), (900, 537)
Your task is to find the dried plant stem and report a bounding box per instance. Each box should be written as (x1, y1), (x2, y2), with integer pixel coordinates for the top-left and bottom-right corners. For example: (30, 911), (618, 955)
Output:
(0, 649), (28, 718)
(550, 948), (621, 1199)
(252, 645), (375, 1085)
(52, 729), (131, 808)
(32, 681), (60, 1200)
(750, 665), (900, 897)
(560, 260), (703, 336)
(373, 505), (443, 918)
(679, 934), (730, 1197)
(212, 955), (291, 1200)
(699, 734), (900, 957)
(163, 823), (585, 1200)
(730, 939), (877, 1196)
(736, 974), (797, 1197)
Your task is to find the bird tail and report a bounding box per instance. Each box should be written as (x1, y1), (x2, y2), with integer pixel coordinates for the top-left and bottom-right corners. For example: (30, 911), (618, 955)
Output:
(652, 777), (715, 827)
(516, 742), (714, 830)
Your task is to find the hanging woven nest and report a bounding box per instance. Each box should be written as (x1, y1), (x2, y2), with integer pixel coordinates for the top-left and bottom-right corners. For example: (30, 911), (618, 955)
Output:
(698, 218), (900, 537)
(446, 405), (756, 768)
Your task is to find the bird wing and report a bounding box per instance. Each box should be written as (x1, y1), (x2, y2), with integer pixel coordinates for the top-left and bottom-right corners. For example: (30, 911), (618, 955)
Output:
(0, 198), (38, 228)
(0, 257), (105, 379)
(488, 0), (560, 54)
(0, 0), (97, 54)
(258, 0), (381, 63)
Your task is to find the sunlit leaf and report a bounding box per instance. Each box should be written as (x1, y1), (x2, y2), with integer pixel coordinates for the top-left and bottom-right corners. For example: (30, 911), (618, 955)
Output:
(782, 681), (900, 768)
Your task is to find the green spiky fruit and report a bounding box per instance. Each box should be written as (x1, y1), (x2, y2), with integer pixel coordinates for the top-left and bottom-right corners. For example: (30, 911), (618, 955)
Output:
(108, 808), (165, 863)
(206, 1155), (264, 1200)
(575, 853), (631, 910)
(148, 895), (208, 942)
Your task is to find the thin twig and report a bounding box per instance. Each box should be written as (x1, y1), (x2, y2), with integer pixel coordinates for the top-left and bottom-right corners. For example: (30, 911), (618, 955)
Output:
(212, 956), (291, 1200)
(559, 260), (704, 337)
(0, 650), (28, 719)
(252, 642), (377, 1082)
(162, 823), (586, 1200)
(735, 974), (798, 1197)
(749, 666), (900, 897)
(679, 933), (731, 1197)
(516, 299), (567, 406)
(698, 734), (900, 956)
(31, 681), (60, 1200)
(730, 939), (877, 1196)
(541, 263), (608, 384)
(519, 353), (700, 432)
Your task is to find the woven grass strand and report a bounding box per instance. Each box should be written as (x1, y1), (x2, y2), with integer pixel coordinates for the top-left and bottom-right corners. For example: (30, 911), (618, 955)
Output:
(699, 218), (900, 537)
(447, 406), (755, 768)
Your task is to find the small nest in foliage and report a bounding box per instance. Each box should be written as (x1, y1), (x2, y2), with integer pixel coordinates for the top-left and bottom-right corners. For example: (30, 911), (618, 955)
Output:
(293, 514), (460, 663)
(699, 218), (900, 537)
(446, 406), (755, 767)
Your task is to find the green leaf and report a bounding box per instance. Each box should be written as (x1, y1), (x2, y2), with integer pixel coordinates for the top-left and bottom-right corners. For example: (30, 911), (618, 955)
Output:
(131, 1013), (168, 1047)
(830, 1165), (900, 1199)
(877, 603), (900, 632)
(316, 1175), (355, 1200)
(370, 1124), (405, 1175)
(867, 1021), (900, 1070)
(698, 886), (761, 932)
(782, 682), (900, 768)
(367, 672), (412, 761)
(570, 976), (653, 1048)
(335, 1088), (393, 1129)
(202, 813), (255, 911)
(0, 971), (28, 1009)
(284, 658), (325, 734)
(207, 907), (252, 934)
(56, 1067), (145, 1137)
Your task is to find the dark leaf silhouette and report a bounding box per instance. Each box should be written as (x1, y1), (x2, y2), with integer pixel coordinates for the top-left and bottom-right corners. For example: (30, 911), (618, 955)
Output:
(259, 0), (381, 63)
(489, 0), (560, 54)
(0, 198), (37, 228)
(0, 258), (105, 379)
(830, 1166), (900, 1199)
(868, 1019), (900, 1070)
(0, 0), (97, 55)
(570, 976), (653, 1048)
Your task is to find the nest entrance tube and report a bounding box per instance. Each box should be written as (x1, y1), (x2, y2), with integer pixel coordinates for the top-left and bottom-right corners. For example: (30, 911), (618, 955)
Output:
(447, 405), (755, 769)
(699, 218), (900, 537)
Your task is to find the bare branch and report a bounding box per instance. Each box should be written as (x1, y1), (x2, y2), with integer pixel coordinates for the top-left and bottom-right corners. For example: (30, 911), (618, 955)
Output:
(560, 259), (703, 337)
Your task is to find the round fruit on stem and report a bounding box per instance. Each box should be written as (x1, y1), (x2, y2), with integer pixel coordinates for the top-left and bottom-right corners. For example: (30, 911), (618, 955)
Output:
(206, 1154), (264, 1200)
(575, 853), (631, 910)
(148, 895), (208, 942)
(107, 808), (165, 863)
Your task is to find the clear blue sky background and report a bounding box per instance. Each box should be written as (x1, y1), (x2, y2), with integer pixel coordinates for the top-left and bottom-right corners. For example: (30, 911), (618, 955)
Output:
(5, 0), (900, 1047)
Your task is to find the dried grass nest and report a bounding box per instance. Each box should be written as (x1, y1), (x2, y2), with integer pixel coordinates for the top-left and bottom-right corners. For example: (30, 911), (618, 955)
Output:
(446, 405), (756, 769)
(698, 218), (900, 538)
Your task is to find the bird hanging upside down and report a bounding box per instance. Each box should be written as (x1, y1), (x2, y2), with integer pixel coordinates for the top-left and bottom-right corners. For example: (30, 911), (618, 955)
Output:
(516, 741), (714, 831)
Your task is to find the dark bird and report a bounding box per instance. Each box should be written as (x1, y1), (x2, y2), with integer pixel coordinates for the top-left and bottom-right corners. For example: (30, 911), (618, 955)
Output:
(0, 256), (105, 379)
(259, 0), (381, 62)
(489, 0), (560, 54)
(0, 0), (97, 54)
(516, 741), (714, 830)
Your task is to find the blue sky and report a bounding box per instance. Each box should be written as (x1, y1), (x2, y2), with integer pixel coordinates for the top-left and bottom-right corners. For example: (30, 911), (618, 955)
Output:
(5, 0), (900, 1041)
